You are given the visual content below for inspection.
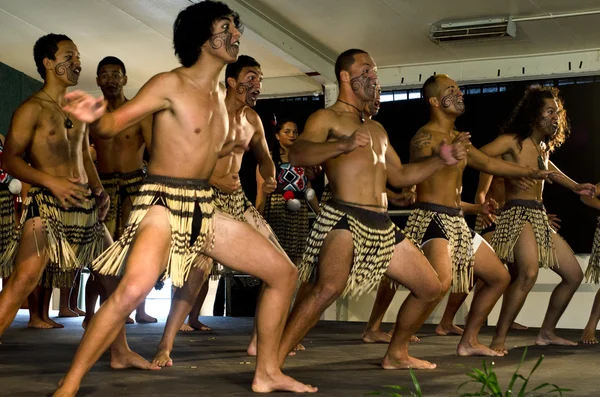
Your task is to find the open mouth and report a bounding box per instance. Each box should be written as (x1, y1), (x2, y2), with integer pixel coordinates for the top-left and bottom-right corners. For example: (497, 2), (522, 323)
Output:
(249, 89), (260, 101)
(72, 67), (81, 77)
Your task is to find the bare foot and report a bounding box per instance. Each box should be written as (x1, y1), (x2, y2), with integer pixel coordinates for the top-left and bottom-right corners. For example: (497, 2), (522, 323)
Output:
(435, 323), (464, 336)
(457, 341), (504, 357)
(581, 327), (598, 344)
(410, 335), (420, 343)
(52, 385), (77, 397)
(110, 348), (161, 371)
(252, 371), (317, 393)
(189, 318), (211, 331)
(135, 313), (157, 324)
(28, 318), (53, 329)
(179, 323), (194, 332)
(510, 321), (528, 331)
(152, 347), (174, 367)
(73, 307), (86, 316)
(58, 308), (79, 318)
(362, 330), (391, 343)
(381, 354), (436, 370)
(44, 317), (64, 329)
(489, 339), (509, 355)
(536, 332), (578, 347)
(126, 316), (134, 324)
(294, 343), (305, 351)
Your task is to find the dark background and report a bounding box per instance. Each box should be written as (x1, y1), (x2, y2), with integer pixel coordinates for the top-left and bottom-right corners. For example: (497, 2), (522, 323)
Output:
(240, 77), (600, 254)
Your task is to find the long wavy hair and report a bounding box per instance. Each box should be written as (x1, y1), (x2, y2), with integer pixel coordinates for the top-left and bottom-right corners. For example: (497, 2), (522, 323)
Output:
(501, 85), (569, 154)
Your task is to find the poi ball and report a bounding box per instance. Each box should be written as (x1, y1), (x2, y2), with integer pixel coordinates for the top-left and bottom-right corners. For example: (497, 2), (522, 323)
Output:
(287, 198), (301, 211)
(306, 188), (315, 201)
(8, 178), (22, 195)
(283, 190), (295, 201)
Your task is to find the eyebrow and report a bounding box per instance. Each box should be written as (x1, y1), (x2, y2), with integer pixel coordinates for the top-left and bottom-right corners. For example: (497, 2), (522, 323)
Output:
(217, 16), (234, 24)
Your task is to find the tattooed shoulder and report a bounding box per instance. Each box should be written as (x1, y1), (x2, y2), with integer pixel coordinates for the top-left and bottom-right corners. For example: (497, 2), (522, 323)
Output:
(410, 129), (433, 152)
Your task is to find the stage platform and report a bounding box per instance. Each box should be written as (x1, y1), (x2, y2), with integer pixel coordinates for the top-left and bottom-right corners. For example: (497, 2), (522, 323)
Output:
(0, 313), (596, 396)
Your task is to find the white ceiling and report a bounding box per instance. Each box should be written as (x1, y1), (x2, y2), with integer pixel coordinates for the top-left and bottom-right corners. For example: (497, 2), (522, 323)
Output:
(1, 0), (599, 97)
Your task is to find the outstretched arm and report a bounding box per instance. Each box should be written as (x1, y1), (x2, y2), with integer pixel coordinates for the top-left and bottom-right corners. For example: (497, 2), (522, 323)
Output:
(82, 128), (109, 220)
(581, 183), (600, 210)
(288, 110), (368, 167)
(140, 115), (153, 156)
(64, 72), (173, 139)
(469, 145), (552, 179)
(549, 160), (596, 197)
(249, 111), (276, 187)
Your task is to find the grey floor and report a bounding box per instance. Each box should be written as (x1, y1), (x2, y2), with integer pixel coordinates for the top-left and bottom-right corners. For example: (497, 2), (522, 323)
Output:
(0, 313), (597, 396)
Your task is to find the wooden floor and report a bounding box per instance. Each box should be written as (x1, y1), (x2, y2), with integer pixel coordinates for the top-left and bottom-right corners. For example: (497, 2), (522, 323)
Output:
(0, 312), (596, 396)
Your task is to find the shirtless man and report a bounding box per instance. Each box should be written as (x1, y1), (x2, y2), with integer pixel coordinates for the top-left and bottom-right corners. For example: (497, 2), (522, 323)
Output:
(151, 54), (280, 366)
(402, 75), (562, 357)
(478, 85), (595, 353)
(0, 33), (107, 339)
(84, 56), (155, 327)
(54, 2), (315, 395)
(277, 49), (472, 370)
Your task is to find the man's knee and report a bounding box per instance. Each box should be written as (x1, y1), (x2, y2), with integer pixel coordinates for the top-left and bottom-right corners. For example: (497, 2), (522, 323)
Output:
(517, 266), (539, 289)
(112, 281), (150, 312)
(417, 278), (443, 303)
(311, 281), (344, 307)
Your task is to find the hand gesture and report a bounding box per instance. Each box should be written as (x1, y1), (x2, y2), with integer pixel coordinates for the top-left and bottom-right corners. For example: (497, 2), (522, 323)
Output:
(547, 213), (562, 231)
(262, 177), (277, 194)
(389, 191), (416, 207)
(438, 132), (471, 166)
(481, 198), (498, 215)
(48, 177), (91, 209)
(573, 183), (596, 198)
(507, 177), (535, 191)
(342, 125), (370, 153)
(63, 90), (107, 123)
(93, 188), (110, 221)
(305, 165), (322, 181)
(211, 174), (241, 195)
(480, 213), (496, 229)
(530, 169), (557, 182)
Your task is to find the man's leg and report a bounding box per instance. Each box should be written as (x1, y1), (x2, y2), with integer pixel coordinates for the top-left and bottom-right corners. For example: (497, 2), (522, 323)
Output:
(82, 226), (113, 328)
(457, 242), (509, 356)
(153, 264), (209, 367)
(435, 291), (469, 336)
(490, 223), (540, 354)
(362, 279), (396, 343)
(134, 300), (157, 324)
(277, 229), (353, 365)
(208, 212), (316, 393)
(0, 219), (49, 337)
(381, 239), (442, 370)
(184, 281), (211, 331)
(42, 286), (64, 328)
(535, 234), (582, 346)
(27, 286), (52, 329)
(70, 271), (85, 316)
(582, 289), (600, 344)
(53, 206), (171, 397)
(59, 286), (78, 317)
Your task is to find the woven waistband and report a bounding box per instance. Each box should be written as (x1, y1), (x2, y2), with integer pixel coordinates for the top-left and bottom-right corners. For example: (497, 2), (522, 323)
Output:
(503, 199), (544, 211)
(327, 200), (392, 229)
(413, 202), (463, 217)
(144, 174), (210, 189)
(99, 168), (145, 181)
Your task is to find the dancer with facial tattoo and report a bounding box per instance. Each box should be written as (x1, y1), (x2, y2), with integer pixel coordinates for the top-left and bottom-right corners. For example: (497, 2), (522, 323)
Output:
(277, 49), (469, 370)
(479, 85), (595, 354)
(83, 56), (156, 328)
(151, 54), (284, 367)
(0, 34), (107, 340)
(401, 75), (560, 357)
(54, 2), (315, 395)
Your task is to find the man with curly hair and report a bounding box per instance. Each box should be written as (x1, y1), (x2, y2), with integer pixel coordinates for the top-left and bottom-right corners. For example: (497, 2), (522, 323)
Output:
(479, 85), (596, 354)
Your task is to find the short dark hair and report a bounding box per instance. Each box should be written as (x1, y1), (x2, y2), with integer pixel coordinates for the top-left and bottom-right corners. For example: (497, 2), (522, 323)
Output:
(97, 56), (126, 76)
(422, 74), (449, 105)
(225, 55), (260, 88)
(33, 33), (72, 80)
(334, 49), (367, 86)
(173, 0), (242, 67)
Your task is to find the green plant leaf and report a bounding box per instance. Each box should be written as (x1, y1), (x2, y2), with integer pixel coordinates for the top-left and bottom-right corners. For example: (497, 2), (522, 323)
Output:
(409, 368), (422, 397)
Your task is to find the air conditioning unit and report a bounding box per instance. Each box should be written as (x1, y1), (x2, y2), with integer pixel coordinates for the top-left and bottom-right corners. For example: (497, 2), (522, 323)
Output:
(430, 17), (516, 43)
